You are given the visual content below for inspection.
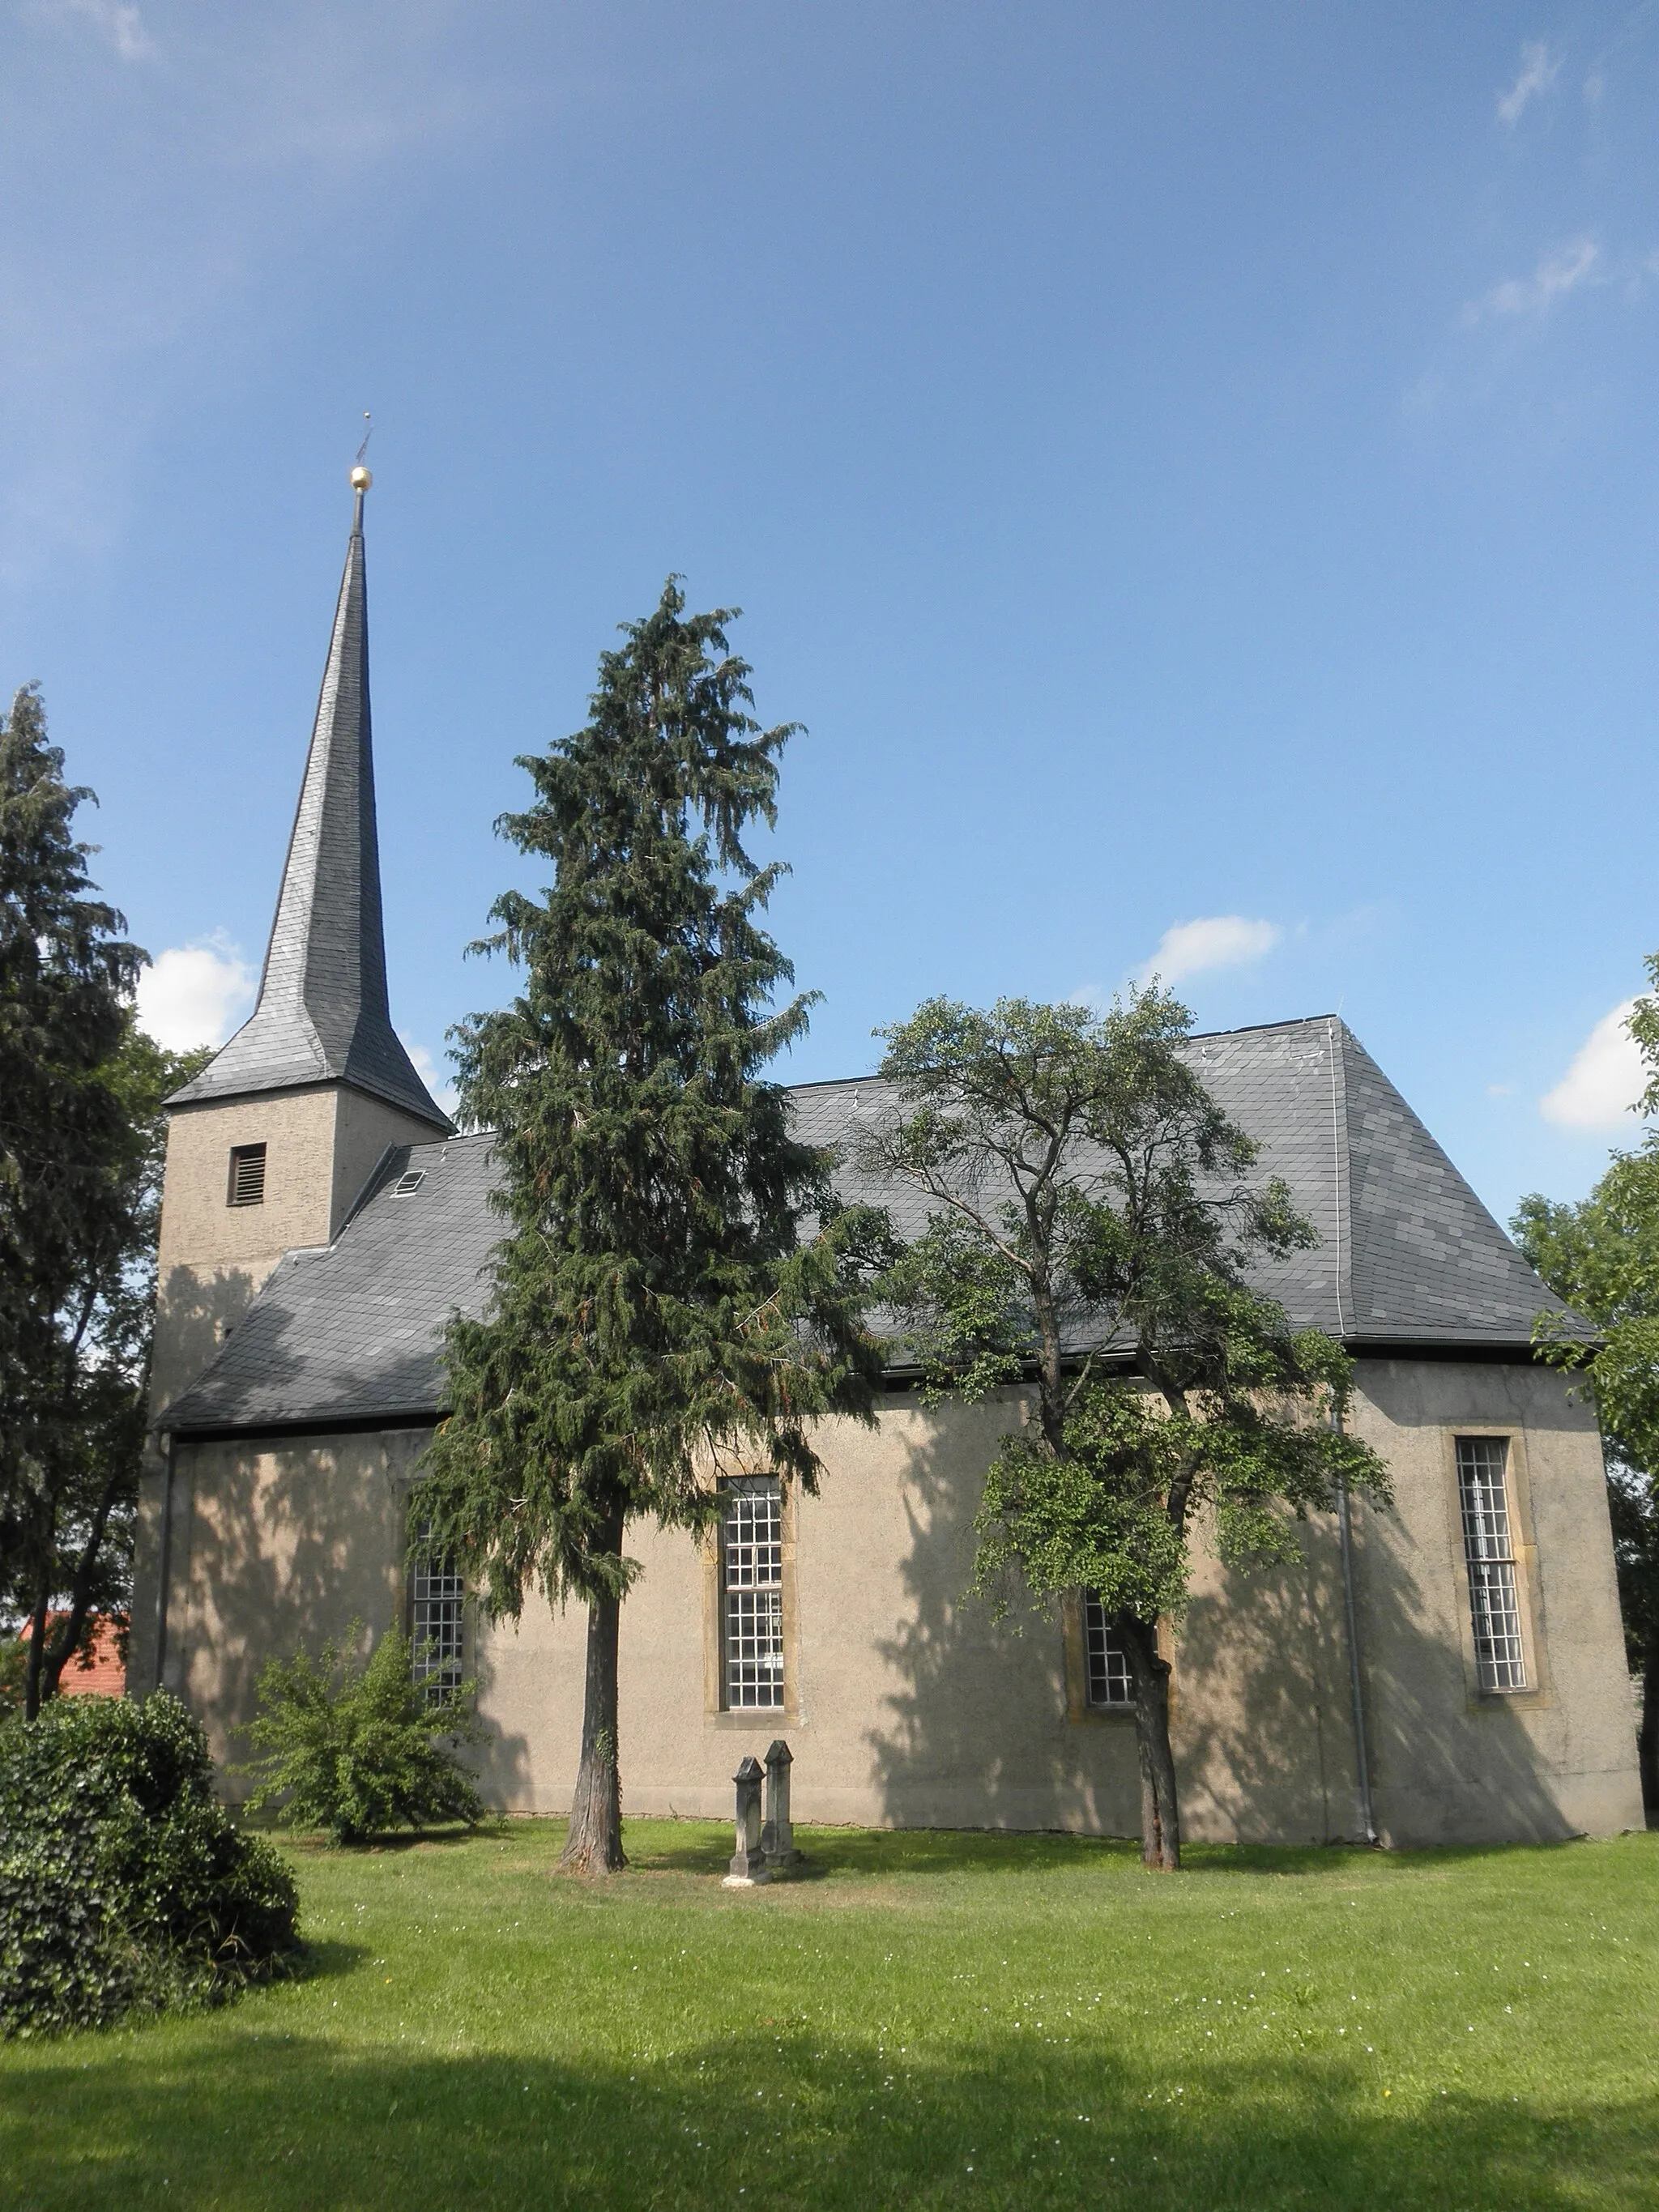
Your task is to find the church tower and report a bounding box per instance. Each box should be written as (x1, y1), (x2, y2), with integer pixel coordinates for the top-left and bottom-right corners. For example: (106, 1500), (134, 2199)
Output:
(147, 469), (452, 1422)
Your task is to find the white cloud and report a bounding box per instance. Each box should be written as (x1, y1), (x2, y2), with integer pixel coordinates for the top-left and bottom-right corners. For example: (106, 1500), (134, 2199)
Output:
(45, 0), (154, 62)
(1540, 999), (1647, 1129)
(402, 1037), (459, 1119)
(134, 937), (254, 1050)
(1464, 236), (1600, 322)
(1136, 915), (1282, 987)
(1496, 40), (1559, 126)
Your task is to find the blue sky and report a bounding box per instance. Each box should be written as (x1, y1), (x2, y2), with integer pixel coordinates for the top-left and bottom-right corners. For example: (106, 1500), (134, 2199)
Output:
(3, 2), (1656, 1223)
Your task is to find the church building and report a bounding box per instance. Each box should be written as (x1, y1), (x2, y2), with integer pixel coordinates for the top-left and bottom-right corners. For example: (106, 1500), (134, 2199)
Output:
(130, 483), (1644, 1848)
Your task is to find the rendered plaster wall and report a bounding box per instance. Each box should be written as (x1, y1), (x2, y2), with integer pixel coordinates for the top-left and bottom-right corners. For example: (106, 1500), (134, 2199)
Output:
(158, 1426), (429, 1767)
(1341, 1359), (1643, 1845)
(156, 1365), (1641, 1845)
(471, 1393), (1159, 1835)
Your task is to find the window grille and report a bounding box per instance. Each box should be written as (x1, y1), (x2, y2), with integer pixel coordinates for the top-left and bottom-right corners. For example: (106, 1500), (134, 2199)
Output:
(1083, 1592), (1136, 1707)
(722, 1477), (783, 1709)
(227, 1142), (267, 1207)
(1456, 1436), (1526, 1692)
(410, 1545), (465, 1706)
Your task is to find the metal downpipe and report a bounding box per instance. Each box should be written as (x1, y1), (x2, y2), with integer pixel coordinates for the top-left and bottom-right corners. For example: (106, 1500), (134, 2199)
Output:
(152, 1430), (176, 1695)
(1333, 1403), (1378, 1845)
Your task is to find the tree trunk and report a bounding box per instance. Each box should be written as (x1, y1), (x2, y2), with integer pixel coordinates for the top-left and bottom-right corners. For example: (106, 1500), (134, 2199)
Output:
(36, 1467), (122, 1706)
(558, 1515), (628, 1875)
(1640, 1624), (1658, 1822)
(23, 1586), (49, 1723)
(1030, 1275), (1067, 1456)
(1120, 1610), (1180, 1870)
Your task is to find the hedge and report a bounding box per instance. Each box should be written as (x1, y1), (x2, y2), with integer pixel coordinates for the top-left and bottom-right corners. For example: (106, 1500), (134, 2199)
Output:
(0, 1690), (301, 2039)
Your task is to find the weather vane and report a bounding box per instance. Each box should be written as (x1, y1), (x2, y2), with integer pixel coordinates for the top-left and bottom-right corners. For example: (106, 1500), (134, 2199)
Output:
(351, 411), (373, 492)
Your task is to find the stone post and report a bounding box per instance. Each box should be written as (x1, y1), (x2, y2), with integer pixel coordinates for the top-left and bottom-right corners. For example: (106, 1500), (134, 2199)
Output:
(761, 1738), (800, 1869)
(723, 1754), (770, 1886)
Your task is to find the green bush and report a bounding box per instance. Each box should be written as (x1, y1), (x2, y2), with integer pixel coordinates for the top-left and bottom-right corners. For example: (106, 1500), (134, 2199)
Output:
(237, 1622), (486, 1848)
(0, 1690), (301, 2039)
(0, 1639), (25, 1722)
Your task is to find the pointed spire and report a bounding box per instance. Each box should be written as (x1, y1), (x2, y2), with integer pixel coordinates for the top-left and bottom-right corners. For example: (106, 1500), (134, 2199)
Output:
(170, 476), (450, 1130)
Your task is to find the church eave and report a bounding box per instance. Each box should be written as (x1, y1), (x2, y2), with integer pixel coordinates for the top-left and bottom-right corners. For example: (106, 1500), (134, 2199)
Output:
(164, 1060), (454, 1132)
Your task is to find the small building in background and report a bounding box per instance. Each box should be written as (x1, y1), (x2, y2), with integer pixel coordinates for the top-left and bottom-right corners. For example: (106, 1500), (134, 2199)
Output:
(19, 1614), (126, 1698)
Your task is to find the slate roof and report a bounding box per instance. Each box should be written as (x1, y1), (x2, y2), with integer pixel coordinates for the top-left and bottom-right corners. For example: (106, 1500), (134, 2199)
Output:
(160, 1016), (1579, 1437)
(168, 489), (450, 1132)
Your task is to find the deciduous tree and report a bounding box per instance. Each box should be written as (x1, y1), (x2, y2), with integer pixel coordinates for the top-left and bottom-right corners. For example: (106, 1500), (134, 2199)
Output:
(864, 991), (1390, 1869)
(417, 582), (887, 1873)
(1514, 949), (1659, 1813)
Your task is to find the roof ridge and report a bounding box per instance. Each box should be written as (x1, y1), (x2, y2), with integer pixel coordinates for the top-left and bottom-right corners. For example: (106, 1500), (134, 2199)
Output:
(1327, 1015), (1354, 1338)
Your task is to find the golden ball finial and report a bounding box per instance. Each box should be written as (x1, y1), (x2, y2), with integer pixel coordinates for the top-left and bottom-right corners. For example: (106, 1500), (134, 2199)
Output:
(350, 464), (373, 492)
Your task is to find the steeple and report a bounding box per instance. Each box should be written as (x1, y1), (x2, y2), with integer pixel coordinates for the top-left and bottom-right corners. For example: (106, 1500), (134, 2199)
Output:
(169, 475), (450, 1131)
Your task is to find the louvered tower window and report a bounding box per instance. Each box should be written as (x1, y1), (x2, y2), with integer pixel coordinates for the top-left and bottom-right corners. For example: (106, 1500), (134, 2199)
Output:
(227, 1143), (267, 1206)
(1456, 1437), (1527, 1691)
(1082, 1592), (1136, 1707)
(722, 1477), (784, 1709)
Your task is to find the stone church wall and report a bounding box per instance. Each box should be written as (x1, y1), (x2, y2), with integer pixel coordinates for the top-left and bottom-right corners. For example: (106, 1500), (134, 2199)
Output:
(1342, 1358), (1640, 1845)
(152, 1363), (1642, 1846)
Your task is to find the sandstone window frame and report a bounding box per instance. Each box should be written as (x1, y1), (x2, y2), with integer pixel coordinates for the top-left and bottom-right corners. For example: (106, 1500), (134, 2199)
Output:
(1060, 1589), (1143, 1724)
(720, 1476), (785, 1711)
(1442, 1426), (1551, 1711)
(702, 1474), (798, 1724)
(1083, 1592), (1137, 1708)
(407, 1537), (467, 1708)
(1456, 1435), (1526, 1690)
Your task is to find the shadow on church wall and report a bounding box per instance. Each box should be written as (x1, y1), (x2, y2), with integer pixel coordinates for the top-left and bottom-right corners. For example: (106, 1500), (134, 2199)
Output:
(152, 1259), (262, 1416)
(153, 1301), (519, 1807)
(131, 1262), (259, 1695)
(865, 1398), (1577, 1848)
(1177, 1515), (1570, 1848)
(862, 1399), (1141, 1835)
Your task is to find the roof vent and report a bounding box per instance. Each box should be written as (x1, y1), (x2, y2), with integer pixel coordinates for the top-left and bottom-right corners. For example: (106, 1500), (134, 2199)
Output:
(392, 1169), (426, 1196)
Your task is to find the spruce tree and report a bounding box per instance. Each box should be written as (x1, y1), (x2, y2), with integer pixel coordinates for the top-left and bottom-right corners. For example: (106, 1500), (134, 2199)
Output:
(0, 686), (146, 1711)
(15, 1025), (208, 1714)
(418, 582), (886, 1873)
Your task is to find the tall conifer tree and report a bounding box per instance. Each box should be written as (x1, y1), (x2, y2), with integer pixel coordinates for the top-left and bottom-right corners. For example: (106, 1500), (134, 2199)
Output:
(0, 686), (147, 1711)
(419, 583), (885, 1873)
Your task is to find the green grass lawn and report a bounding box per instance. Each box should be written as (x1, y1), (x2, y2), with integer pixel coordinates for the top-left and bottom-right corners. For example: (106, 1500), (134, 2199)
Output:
(2, 1821), (1654, 2211)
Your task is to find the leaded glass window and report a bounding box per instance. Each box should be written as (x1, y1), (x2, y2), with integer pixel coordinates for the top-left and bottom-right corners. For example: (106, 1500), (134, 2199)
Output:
(1456, 1436), (1526, 1692)
(723, 1477), (783, 1710)
(1083, 1591), (1135, 1707)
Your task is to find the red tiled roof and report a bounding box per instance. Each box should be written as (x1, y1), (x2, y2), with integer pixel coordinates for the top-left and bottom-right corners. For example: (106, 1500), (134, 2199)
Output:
(19, 1613), (126, 1698)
